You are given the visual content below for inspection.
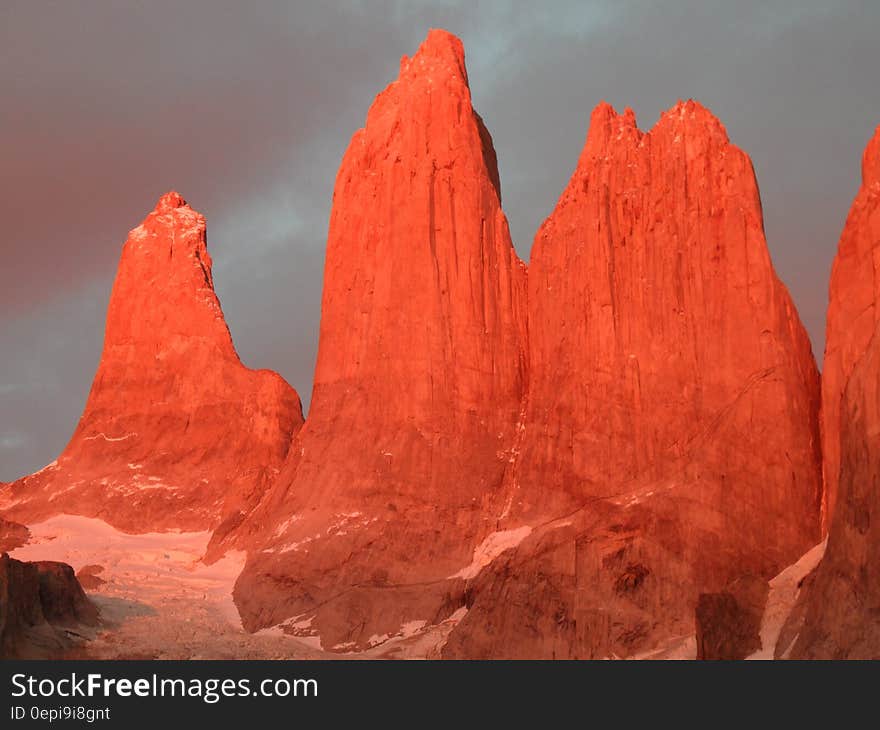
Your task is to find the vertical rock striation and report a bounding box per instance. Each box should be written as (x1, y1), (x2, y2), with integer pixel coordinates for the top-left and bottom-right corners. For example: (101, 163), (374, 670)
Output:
(444, 101), (822, 658)
(231, 30), (528, 650)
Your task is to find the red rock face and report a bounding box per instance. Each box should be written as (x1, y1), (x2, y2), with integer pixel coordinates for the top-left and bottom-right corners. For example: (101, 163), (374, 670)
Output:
(819, 125), (880, 530)
(444, 102), (822, 658)
(1, 192), (303, 533)
(792, 324), (880, 658)
(791, 129), (880, 657)
(229, 30), (528, 648)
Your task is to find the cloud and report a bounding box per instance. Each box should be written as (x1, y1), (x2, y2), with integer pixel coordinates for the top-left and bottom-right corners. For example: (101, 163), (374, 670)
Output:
(0, 434), (27, 450)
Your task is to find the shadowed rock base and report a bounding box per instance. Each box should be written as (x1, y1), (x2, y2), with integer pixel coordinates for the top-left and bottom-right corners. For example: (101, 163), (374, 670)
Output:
(696, 576), (769, 660)
(0, 553), (98, 659)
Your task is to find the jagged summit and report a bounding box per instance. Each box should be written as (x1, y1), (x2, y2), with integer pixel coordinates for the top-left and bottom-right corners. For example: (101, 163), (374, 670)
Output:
(580, 99), (730, 160)
(399, 28), (467, 81)
(358, 30), (502, 201)
(154, 190), (187, 211)
(659, 98), (729, 134)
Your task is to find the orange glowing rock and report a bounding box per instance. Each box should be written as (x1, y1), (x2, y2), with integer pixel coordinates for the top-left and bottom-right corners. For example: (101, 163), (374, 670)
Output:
(444, 101), (822, 658)
(791, 126), (880, 659)
(1, 192), (303, 533)
(227, 29), (529, 649)
(818, 124), (880, 530)
(791, 325), (880, 658)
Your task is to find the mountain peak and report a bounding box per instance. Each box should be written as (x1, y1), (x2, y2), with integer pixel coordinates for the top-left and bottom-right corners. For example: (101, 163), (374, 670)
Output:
(231, 29), (527, 646)
(399, 28), (468, 87)
(414, 28), (465, 66)
(576, 98), (734, 177)
(576, 101), (642, 169)
(0, 193), (304, 534)
(656, 98), (729, 140)
(500, 92), (821, 660)
(154, 190), (188, 213)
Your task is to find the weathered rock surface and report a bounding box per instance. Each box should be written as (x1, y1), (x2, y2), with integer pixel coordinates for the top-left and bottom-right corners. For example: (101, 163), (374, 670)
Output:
(229, 29), (528, 650)
(695, 575), (768, 659)
(0, 553), (98, 658)
(1, 193), (303, 533)
(819, 124), (880, 530)
(0, 517), (29, 552)
(76, 564), (106, 591)
(444, 101), (822, 658)
(792, 323), (880, 658)
(34, 560), (100, 627)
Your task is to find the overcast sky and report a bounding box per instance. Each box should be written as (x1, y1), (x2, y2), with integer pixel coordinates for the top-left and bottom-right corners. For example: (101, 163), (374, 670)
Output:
(2, 1), (878, 480)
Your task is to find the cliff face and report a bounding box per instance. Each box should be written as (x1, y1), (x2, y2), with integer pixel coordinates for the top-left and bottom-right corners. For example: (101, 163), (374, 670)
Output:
(2, 193), (303, 533)
(791, 127), (880, 658)
(819, 124), (880, 530)
(443, 101), (822, 658)
(229, 30), (529, 649)
(792, 324), (880, 658)
(230, 88), (822, 658)
(0, 554), (99, 659)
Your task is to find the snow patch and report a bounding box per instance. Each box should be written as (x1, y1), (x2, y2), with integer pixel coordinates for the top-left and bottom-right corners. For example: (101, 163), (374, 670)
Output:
(367, 633), (391, 647)
(270, 513), (379, 553)
(450, 526), (532, 580)
(83, 432), (137, 443)
(270, 516), (302, 539)
(9, 514), (247, 628)
(291, 635), (323, 651)
(127, 482), (179, 492)
(629, 634), (697, 660)
(747, 539), (827, 660)
(47, 487), (77, 502)
(399, 619), (428, 638)
(288, 615), (314, 631)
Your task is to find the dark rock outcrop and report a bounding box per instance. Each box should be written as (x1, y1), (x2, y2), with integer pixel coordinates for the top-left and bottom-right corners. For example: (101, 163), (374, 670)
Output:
(695, 575), (769, 660)
(0, 554), (98, 658)
(0, 517), (29, 552)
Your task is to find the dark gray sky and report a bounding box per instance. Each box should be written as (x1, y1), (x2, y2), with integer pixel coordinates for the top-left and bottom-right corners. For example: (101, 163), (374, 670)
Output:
(2, 1), (878, 480)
